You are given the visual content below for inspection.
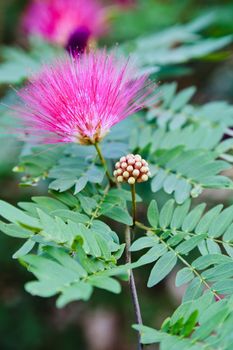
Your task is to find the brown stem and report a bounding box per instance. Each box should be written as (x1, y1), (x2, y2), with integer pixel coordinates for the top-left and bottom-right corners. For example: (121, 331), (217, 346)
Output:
(124, 183), (143, 349)
(125, 226), (143, 350)
(131, 183), (137, 227)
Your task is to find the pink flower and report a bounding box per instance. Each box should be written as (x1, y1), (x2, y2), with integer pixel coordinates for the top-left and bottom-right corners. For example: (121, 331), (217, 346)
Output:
(16, 50), (154, 145)
(22, 0), (106, 46)
(115, 0), (136, 8)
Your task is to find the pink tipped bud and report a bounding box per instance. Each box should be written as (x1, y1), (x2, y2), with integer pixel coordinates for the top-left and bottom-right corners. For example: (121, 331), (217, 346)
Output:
(113, 154), (150, 184)
(135, 155), (142, 161)
(117, 168), (122, 175)
(141, 174), (148, 182)
(135, 161), (142, 169)
(128, 177), (135, 185)
(127, 165), (134, 172)
(117, 175), (123, 183)
(141, 166), (148, 173)
(123, 171), (130, 178)
(127, 158), (135, 165)
(132, 169), (140, 177)
(126, 154), (133, 159)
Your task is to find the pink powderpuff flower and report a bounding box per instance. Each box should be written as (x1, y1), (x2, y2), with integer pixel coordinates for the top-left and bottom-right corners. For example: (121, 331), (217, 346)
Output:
(115, 0), (136, 8)
(22, 0), (106, 47)
(16, 50), (154, 145)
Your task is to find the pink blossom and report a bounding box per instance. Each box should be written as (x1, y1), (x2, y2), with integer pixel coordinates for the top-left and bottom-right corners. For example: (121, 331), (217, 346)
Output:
(16, 51), (154, 145)
(115, 0), (136, 8)
(22, 0), (106, 46)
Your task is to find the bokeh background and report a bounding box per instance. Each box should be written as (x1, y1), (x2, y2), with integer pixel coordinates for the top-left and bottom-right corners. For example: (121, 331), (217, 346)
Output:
(0, 1), (233, 349)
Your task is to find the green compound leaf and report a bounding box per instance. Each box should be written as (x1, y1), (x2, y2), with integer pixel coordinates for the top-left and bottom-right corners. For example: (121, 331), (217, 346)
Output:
(133, 199), (233, 299)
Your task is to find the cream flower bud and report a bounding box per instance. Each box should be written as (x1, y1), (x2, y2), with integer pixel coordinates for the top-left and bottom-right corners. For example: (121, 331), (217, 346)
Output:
(113, 154), (150, 184)
(126, 154), (133, 159)
(135, 154), (142, 161)
(127, 165), (134, 172)
(141, 166), (148, 173)
(132, 169), (140, 177)
(128, 177), (135, 184)
(135, 161), (142, 169)
(128, 158), (135, 165)
(117, 175), (123, 182)
(141, 174), (148, 182)
(123, 171), (130, 178)
(117, 168), (122, 175)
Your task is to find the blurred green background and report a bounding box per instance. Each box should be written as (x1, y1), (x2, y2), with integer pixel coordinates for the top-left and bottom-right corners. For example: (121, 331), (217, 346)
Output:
(0, 1), (233, 349)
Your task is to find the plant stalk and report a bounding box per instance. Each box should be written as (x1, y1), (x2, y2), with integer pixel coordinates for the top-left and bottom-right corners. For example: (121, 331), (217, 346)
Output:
(124, 183), (143, 350)
(94, 142), (114, 186)
(131, 183), (137, 227)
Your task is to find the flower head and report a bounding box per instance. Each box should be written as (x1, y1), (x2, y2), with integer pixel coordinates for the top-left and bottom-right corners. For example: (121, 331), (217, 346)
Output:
(16, 50), (154, 145)
(22, 0), (106, 47)
(115, 0), (136, 8)
(114, 154), (151, 184)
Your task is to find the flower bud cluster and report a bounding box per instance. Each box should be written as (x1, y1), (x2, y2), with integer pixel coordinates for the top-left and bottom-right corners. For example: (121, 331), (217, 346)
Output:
(113, 154), (150, 184)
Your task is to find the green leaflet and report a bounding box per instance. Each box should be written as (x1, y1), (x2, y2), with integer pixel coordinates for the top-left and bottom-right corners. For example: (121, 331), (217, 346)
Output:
(159, 199), (175, 228)
(147, 200), (159, 227)
(0, 200), (41, 229)
(147, 251), (177, 287)
(176, 234), (206, 255)
(175, 267), (194, 287)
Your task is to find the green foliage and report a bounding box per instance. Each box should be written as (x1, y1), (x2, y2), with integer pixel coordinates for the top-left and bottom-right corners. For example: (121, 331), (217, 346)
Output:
(0, 38), (63, 84)
(0, 185), (135, 255)
(134, 295), (233, 349)
(118, 14), (232, 78)
(0, 15), (232, 85)
(130, 83), (233, 203)
(12, 120), (131, 188)
(22, 245), (124, 308)
(0, 189), (135, 306)
(132, 198), (233, 303)
(13, 95), (233, 204)
(147, 83), (233, 131)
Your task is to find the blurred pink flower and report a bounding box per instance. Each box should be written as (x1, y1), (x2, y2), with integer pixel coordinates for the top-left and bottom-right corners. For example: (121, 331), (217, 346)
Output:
(16, 51), (154, 145)
(22, 0), (106, 46)
(115, 0), (136, 8)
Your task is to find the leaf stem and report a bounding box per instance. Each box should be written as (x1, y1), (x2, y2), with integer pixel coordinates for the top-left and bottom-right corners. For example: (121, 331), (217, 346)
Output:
(94, 142), (114, 186)
(135, 221), (152, 231)
(135, 221), (233, 249)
